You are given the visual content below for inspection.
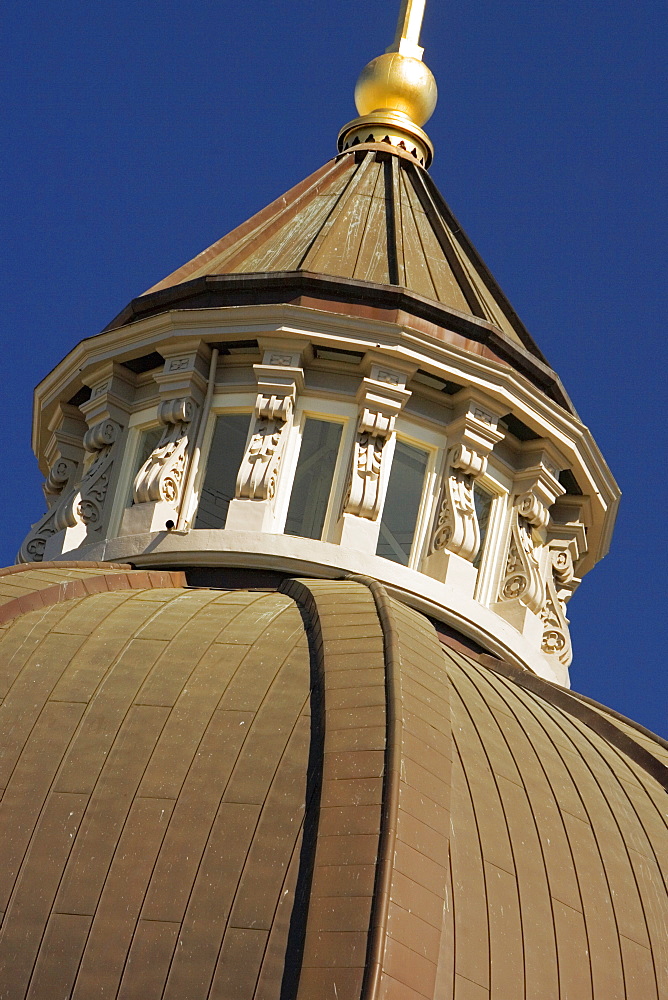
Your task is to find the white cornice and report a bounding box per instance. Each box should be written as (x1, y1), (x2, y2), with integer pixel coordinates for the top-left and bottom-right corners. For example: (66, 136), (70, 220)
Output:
(31, 301), (619, 572)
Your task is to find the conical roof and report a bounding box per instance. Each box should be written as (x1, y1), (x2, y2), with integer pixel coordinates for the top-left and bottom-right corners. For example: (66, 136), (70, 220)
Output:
(142, 144), (548, 364)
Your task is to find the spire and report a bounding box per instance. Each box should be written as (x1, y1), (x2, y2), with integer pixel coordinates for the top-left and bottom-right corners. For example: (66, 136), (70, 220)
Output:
(338, 0), (438, 167)
(388, 0), (428, 58)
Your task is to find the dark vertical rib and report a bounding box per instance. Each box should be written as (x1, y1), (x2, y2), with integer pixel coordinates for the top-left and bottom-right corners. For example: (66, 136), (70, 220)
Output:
(346, 575), (402, 1000)
(384, 158), (400, 287)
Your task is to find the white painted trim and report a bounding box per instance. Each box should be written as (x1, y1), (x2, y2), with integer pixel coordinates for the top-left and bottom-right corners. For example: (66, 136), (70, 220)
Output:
(390, 413), (443, 570)
(32, 304), (619, 573)
(475, 488), (509, 606)
(127, 404), (160, 429)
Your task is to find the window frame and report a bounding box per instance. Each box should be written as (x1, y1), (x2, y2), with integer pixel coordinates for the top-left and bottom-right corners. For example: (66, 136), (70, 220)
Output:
(274, 396), (355, 542)
(471, 467), (510, 604)
(189, 392), (255, 530)
(376, 415), (443, 571)
(109, 406), (160, 538)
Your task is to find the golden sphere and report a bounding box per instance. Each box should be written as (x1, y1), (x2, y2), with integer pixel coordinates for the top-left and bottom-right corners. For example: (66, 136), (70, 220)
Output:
(354, 52), (438, 127)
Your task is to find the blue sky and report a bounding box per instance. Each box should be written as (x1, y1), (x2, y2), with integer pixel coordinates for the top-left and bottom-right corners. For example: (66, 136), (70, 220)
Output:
(1, 0), (665, 735)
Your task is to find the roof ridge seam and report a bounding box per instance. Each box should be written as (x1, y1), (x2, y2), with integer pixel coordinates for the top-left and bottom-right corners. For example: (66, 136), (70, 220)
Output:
(476, 654), (668, 789)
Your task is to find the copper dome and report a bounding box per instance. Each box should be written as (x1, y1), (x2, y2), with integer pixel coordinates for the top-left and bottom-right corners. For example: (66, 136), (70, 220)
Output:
(0, 562), (665, 999)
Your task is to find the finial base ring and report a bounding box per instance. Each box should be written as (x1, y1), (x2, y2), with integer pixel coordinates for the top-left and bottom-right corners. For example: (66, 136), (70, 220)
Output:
(338, 111), (433, 168)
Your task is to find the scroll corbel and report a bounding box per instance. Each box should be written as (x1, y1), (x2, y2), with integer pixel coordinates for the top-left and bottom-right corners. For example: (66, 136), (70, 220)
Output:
(495, 445), (567, 655)
(69, 419), (123, 534)
(230, 348), (305, 517)
(133, 397), (197, 506)
(429, 398), (504, 565)
(342, 364), (412, 522)
(499, 495), (547, 615)
(333, 363), (412, 552)
(539, 498), (588, 668)
(431, 445), (484, 561)
(18, 403), (88, 562)
(344, 405), (396, 520)
(236, 392), (294, 502)
(540, 546), (574, 666)
(18, 474), (79, 563)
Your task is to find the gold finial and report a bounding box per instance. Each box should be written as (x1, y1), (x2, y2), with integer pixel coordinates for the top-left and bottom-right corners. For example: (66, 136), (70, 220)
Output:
(338, 0), (437, 166)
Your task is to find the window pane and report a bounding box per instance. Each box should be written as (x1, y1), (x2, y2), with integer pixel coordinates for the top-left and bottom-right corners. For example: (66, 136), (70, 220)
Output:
(285, 419), (342, 540)
(376, 440), (429, 565)
(473, 483), (494, 569)
(127, 425), (163, 506)
(194, 413), (251, 529)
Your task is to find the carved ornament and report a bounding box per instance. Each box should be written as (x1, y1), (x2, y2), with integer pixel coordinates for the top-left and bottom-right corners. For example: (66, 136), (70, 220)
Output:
(18, 419), (121, 561)
(342, 368), (411, 522)
(236, 392), (293, 501)
(499, 507), (545, 614)
(43, 459), (78, 508)
(344, 407), (395, 520)
(515, 491), (550, 531)
(133, 398), (196, 505)
(431, 445), (484, 561)
(71, 420), (122, 531)
(540, 551), (573, 666)
(17, 488), (77, 563)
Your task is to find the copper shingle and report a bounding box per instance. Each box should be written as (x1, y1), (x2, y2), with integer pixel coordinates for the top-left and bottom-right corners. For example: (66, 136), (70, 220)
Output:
(142, 146), (545, 359)
(0, 567), (665, 998)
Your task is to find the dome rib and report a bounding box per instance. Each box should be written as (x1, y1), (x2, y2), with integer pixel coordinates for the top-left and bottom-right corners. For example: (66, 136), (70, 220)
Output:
(297, 150), (378, 276)
(469, 650), (668, 791)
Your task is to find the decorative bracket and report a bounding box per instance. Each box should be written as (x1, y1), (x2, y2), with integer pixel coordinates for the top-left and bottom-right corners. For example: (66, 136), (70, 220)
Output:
(431, 398), (504, 561)
(500, 503), (546, 614)
(540, 547), (573, 666)
(69, 419), (123, 532)
(18, 476), (78, 563)
(431, 446), (480, 560)
(344, 364), (411, 520)
(17, 394), (117, 562)
(64, 362), (135, 542)
(538, 497), (589, 667)
(42, 403), (87, 507)
(133, 397), (197, 505)
(43, 459), (78, 507)
(236, 349), (304, 502)
(498, 443), (566, 616)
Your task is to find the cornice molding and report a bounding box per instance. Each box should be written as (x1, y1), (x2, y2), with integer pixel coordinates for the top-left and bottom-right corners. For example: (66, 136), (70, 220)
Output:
(30, 302), (619, 572)
(102, 271), (572, 410)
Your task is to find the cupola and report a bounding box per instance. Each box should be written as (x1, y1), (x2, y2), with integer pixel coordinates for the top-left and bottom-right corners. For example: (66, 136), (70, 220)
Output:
(18, 2), (619, 688)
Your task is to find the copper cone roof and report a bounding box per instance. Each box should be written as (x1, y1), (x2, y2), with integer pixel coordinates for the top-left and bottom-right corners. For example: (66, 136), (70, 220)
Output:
(143, 145), (547, 362)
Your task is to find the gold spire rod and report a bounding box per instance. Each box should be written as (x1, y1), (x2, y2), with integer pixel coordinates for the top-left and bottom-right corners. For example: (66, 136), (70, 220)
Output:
(387, 0), (427, 60)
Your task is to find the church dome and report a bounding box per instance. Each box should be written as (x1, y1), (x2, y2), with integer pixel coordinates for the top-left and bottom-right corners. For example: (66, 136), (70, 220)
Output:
(5, 1), (665, 997)
(0, 564), (666, 998)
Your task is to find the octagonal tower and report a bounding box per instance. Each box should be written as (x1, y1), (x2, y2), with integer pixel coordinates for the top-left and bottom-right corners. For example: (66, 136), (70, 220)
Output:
(18, 59), (618, 689)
